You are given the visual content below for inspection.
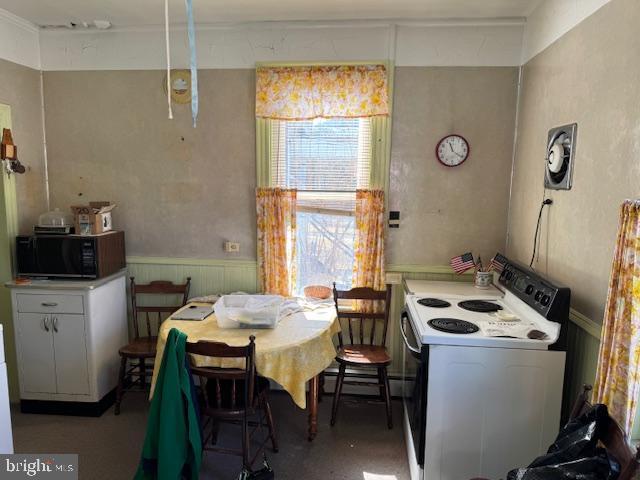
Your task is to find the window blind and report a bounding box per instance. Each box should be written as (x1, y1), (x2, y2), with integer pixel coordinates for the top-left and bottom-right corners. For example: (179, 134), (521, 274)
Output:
(270, 118), (371, 214)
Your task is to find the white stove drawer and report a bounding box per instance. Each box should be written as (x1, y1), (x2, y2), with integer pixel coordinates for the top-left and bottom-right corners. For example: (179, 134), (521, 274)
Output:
(16, 293), (84, 315)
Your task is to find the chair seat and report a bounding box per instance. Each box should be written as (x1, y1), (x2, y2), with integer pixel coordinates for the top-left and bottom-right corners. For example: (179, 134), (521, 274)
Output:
(336, 344), (391, 366)
(118, 336), (157, 358)
(203, 376), (271, 412)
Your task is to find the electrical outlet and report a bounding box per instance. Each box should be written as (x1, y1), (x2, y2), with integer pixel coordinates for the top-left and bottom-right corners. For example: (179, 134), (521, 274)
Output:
(224, 241), (240, 253)
(385, 272), (403, 285)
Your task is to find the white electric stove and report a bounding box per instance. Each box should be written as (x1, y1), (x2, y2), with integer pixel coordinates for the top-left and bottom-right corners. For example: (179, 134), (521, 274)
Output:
(0, 324), (14, 453)
(405, 287), (561, 350)
(401, 265), (568, 480)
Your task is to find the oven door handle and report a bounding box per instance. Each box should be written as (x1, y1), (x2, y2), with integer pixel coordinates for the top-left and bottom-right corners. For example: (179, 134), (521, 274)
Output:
(401, 310), (421, 356)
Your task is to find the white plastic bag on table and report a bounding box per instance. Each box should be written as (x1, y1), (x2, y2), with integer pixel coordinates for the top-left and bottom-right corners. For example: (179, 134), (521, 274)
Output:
(214, 295), (284, 329)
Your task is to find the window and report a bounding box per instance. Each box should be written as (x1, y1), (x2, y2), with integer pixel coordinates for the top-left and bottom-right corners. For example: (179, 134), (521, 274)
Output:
(270, 118), (372, 294)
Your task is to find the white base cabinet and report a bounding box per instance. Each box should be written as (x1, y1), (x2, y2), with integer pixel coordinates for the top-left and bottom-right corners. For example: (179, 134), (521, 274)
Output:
(8, 271), (128, 414)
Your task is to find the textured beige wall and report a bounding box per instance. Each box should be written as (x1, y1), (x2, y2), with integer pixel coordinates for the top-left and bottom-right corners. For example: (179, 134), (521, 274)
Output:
(43, 69), (257, 260)
(507, 0), (639, 322)
(388, 67), (519, 265)
(44, 67), (518, 265)
(0, 58), (47, 233)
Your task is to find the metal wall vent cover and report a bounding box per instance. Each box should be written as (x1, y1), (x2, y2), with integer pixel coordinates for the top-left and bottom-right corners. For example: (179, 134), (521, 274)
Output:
(545, 123), (577, 190)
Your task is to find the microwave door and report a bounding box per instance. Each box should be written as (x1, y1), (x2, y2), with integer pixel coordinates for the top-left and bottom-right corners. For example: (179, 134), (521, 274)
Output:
(16, 237), (38, 275)
(35, 236), (63, 275)
(62, 237), (84, 275)
(35, 237), (83, 277)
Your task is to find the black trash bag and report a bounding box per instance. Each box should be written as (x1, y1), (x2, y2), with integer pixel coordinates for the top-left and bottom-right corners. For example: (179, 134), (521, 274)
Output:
(506, 404), (621, 480)
(506, 448), (620, 480)
(536, 404), (610, 465)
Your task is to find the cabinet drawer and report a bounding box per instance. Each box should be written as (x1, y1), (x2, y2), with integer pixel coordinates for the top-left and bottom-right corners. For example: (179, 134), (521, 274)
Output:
(16, 294), (84, 314)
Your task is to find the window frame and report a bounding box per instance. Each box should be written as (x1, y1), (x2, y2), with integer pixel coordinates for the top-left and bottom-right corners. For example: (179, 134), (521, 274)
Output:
(269, 117), (373, 293)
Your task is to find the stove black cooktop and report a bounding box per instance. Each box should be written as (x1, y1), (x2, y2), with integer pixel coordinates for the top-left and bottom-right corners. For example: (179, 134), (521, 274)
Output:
(418, 298), (451, 308)
(428, 318), (480, 334)
(458, 300), (503, 313)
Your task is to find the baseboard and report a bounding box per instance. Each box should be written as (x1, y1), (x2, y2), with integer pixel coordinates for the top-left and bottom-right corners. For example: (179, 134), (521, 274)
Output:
(19, 389), (116, 417)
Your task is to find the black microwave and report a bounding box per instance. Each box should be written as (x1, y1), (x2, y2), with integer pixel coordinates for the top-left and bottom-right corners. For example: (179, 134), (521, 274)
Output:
(16, 231), (125, 279)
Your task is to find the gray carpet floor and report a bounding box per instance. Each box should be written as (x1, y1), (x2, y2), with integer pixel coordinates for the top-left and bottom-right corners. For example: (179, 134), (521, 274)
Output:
(11, 393), (410, 480)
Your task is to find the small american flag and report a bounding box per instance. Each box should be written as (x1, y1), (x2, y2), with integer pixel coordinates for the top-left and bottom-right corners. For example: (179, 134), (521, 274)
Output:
(450, 252), (475, 274)
(489, 253), (508, 273)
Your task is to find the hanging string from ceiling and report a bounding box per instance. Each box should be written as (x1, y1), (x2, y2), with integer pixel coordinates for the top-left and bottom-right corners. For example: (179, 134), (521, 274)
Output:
(164, 0), (173, 120)
(185, 0), (199, 128)
(164, 0), (199, 127)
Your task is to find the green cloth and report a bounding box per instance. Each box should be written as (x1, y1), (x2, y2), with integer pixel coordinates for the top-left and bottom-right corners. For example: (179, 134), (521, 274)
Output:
(135, 328), (202, 480)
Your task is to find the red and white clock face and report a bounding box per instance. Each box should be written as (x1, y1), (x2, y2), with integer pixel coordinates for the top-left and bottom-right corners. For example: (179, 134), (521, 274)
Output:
(436, 134), (469, 167)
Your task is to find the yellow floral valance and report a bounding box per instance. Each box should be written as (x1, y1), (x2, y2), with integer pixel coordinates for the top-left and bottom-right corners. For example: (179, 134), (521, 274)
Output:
(256, 65), (389, 120)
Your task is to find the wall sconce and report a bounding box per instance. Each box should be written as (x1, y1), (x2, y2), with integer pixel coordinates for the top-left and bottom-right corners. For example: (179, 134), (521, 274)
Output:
(1, 128), (25, 175)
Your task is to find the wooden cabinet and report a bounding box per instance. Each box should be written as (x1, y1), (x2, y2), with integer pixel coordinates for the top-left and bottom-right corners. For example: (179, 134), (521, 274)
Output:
(8, 271), (128, 415)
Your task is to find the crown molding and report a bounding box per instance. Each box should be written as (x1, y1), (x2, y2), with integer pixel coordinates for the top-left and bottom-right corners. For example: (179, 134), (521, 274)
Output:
(38, 16), (526, 35)
(0, 7), (39, 34)
(393, 17), (525, 27)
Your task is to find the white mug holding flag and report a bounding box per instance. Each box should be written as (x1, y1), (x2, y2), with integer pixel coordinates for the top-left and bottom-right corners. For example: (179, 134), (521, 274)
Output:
(450, 252), (508, 288)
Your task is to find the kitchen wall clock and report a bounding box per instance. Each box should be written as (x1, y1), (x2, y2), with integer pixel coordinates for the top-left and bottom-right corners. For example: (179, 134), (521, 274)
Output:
(436, 134), (470, 167)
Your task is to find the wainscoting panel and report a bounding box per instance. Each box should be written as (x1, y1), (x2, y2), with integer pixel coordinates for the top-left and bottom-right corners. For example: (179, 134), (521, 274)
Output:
(124, 257), (605, 424)
(125, 257), (258, 338)
(126, 256), (259, 298)
(124, 258), (471, 378)
(563, 313), (600, 420)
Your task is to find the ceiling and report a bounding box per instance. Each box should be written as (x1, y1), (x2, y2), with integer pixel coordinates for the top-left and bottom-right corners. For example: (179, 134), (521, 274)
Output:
(0, 0), (543, 27)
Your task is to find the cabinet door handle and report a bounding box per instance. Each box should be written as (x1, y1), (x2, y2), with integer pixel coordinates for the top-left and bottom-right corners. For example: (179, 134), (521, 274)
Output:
(41, 302), (58, 307)
(52, 317), (59, 333)
(43, 316), (50, 332)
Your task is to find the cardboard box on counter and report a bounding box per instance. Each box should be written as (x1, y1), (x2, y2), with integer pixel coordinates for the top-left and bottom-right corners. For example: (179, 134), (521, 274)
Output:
(71, 202), (116, 235)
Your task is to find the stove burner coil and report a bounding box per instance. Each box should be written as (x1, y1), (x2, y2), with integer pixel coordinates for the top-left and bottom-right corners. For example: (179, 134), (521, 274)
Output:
(418, 298), (451, 308)
(458, 300), (503, 313)
(428, 318), (479, 334)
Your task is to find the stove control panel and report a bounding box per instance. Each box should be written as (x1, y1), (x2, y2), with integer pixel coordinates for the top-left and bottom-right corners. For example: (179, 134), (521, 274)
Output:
(498, 261), (571, 350)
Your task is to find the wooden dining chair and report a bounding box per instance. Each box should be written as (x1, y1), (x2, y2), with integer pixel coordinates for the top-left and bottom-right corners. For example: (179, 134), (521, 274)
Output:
(469, 384), (640, 480)
(186, 336), (278, 471)
(114, 276), (191, 415)
(330, 283), (393, 429)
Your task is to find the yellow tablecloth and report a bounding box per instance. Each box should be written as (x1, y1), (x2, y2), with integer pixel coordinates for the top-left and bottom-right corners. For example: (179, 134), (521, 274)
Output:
(151, 302), (339, 409)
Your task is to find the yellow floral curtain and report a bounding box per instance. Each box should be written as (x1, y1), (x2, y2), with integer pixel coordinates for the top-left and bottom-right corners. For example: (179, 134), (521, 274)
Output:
(256, 188), (297, 296)
(353, 189), (386, 291)
(256, 65), (389, 120)
(594, 199), (640, 433)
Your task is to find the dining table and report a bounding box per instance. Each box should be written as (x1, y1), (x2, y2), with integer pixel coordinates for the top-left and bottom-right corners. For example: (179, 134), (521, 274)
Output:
(150, 300), (340, 441)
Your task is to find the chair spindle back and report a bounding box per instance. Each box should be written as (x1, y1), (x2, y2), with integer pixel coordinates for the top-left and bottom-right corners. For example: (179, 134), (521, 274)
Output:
(332, 283), (392, 348)
(185, 336), (257, 413)
(130, 276), (191, 339)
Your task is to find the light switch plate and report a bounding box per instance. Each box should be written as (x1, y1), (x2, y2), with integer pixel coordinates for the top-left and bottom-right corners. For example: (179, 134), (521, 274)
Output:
(385, 272), (403, 285)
